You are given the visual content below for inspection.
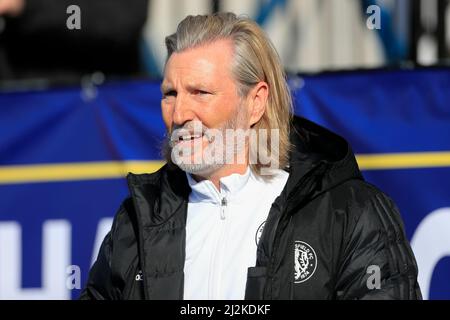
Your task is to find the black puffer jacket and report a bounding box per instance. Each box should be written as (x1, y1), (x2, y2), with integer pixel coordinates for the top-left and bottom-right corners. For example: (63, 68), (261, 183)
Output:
(80, 116), (422, 300)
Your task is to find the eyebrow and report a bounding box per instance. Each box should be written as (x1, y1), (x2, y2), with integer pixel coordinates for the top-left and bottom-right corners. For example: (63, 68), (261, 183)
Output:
(160, 83), (172, 93)
(161, 82), (214, 93)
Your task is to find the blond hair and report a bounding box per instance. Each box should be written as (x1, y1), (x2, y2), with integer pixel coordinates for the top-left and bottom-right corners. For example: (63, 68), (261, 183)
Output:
(165, 12), (293, 176)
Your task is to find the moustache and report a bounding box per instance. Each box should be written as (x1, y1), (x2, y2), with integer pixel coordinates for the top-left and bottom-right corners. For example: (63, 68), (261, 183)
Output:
(168, 121), (214, 147)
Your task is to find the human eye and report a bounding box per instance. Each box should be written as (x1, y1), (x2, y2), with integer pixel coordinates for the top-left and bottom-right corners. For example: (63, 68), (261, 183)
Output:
(163, 90), (177, 98)
(192, 89), (211, 96)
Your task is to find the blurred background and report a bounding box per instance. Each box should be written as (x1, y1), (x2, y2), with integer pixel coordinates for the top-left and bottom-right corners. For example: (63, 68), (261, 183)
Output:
(1, 0), (450, 83)
(0, 0), (449, 300)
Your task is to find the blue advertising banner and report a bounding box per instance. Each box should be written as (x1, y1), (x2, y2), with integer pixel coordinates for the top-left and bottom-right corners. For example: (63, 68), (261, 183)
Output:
(0, 68), (449, 299)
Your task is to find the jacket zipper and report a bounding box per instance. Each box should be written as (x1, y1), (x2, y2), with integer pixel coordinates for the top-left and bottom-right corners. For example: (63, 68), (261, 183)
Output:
(209, 195), (228, 298)
(220, 197), (227, 220)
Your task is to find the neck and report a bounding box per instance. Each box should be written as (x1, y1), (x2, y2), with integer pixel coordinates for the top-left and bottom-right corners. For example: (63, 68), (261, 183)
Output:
(192, 163), (249, 191)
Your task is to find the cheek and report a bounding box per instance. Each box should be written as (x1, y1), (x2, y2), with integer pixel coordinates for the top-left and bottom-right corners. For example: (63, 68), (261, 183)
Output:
(161, 103), (173, 130)
(202, 98), (240, 126)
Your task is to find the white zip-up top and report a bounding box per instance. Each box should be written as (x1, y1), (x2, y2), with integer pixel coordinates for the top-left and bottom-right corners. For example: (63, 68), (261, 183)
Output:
(183, 167), (289, 300)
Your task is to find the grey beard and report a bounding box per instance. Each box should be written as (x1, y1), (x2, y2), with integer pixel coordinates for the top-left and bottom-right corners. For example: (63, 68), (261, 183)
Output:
(163, 105), (248, 174)
(175, 155), (224, 175)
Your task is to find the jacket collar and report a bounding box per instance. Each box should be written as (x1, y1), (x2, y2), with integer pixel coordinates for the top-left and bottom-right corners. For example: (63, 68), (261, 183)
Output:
(186, 166), (251, 204)
(281, 115), (363, 213)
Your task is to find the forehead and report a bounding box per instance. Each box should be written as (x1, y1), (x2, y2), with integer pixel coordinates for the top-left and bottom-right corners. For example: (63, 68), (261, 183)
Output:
(162, 39), (235, 86)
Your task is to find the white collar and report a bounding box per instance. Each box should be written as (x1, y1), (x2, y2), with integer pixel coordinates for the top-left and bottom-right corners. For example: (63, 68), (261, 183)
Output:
(186, 167), (252, 204)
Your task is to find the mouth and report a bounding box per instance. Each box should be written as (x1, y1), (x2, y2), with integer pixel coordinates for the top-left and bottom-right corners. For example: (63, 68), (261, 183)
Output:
(178, 133), (204, 142)
(170, 131), (208, 147)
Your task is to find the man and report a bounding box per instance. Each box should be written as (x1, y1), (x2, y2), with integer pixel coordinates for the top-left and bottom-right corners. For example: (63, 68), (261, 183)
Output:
(80, 12), (421, 300)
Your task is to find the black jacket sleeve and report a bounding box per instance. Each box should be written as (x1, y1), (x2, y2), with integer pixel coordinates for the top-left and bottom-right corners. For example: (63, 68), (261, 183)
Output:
(335, 190), (422, 300)
(79, 231), (115, 300)
(79, 204), (125, 300)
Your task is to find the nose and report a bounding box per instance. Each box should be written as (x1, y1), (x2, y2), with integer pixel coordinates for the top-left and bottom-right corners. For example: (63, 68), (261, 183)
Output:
(172, 93), (195, 127)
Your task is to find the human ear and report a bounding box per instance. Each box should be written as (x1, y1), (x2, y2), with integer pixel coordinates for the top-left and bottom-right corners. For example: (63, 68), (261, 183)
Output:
(247, 81), (268, 127)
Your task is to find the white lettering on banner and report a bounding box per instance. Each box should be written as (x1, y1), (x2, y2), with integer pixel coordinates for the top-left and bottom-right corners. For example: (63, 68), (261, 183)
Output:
(91, 218), (114, 267)
(411, 208), (450, 300)
(0, 220), (71, 300)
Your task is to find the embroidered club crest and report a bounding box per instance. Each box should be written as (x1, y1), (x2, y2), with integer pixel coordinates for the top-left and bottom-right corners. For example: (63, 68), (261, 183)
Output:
(294, 241), (317, 283)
